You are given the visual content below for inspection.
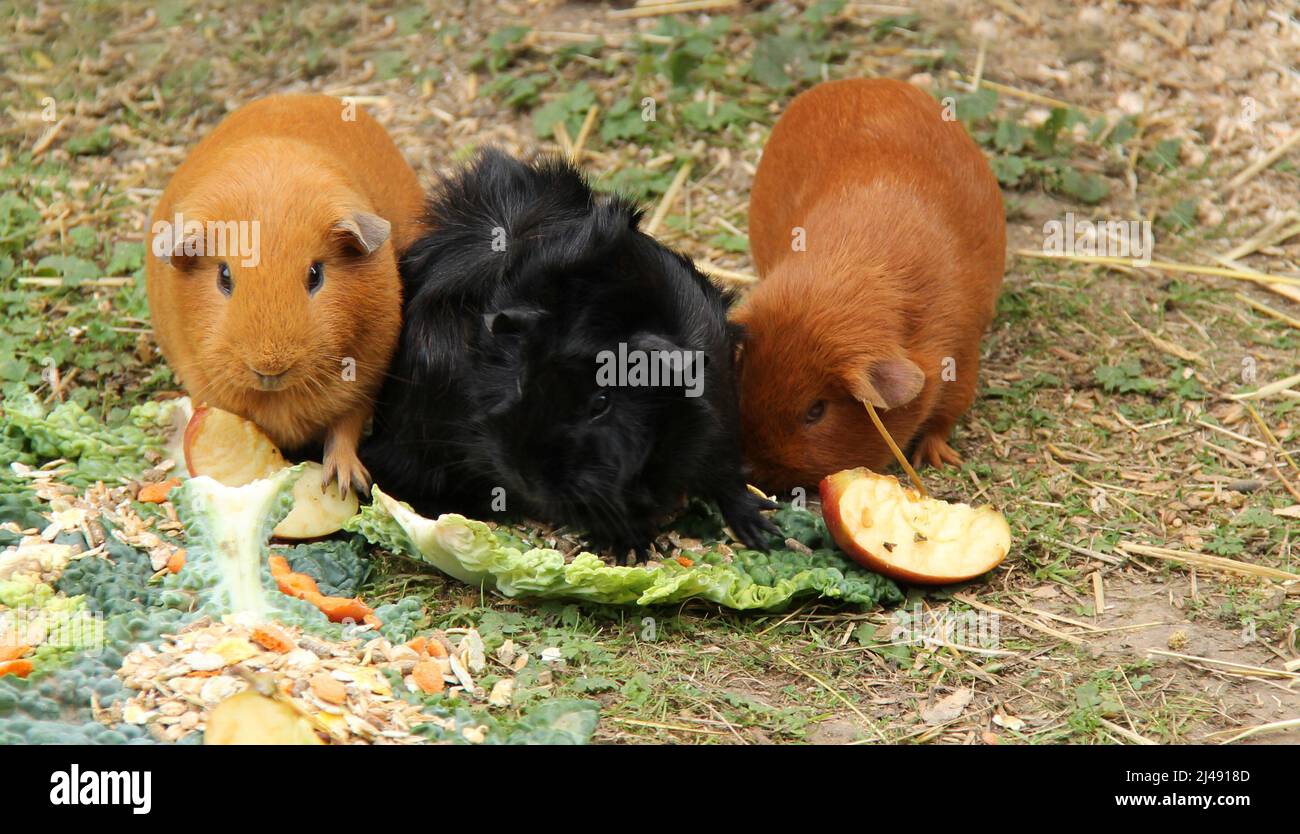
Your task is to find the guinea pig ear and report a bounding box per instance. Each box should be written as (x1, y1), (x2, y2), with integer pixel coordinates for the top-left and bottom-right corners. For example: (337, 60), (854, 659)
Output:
(629, 332), (704, 379)
(151, 220), (203, 271)
(333, 212), (391, 256)
(846, 355), (925, 410)
(483, 305), (548, 337)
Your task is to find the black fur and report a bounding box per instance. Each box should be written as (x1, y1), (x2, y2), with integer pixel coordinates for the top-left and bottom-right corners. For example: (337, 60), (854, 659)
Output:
(361, 149), (777, 562)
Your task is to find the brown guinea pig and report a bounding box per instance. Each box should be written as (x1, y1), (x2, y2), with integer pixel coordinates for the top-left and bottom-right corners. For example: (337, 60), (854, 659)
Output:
(146, 94), (425, 495)
(735, 78), (1006, 494)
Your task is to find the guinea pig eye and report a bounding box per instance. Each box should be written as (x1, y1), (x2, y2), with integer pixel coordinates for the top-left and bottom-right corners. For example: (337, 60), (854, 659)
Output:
(588, 390), (612, 422)
(804, 399), (827, 425)
(216, 263), (233, 297)
(306, 262), (325, 295)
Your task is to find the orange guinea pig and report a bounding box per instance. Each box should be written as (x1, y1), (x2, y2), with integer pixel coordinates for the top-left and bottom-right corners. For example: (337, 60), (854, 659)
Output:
(146, 94), (425, 495)
(735, 78), (1006, 493)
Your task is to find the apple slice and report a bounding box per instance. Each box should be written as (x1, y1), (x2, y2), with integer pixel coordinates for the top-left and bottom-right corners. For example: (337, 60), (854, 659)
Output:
(184, 405), (289, 483)
(161, 396), (194, 471)
(820, 468), (1010, 584)
(183, 406), (359, 539)
(276, 464), (361, 540)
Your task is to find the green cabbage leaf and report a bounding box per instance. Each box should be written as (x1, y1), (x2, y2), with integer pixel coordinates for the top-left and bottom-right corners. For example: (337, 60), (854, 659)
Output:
(346, 487), (902, 611)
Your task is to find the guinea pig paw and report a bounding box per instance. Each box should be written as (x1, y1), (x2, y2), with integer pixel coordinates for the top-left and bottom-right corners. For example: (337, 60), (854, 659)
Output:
(322, 451), (371, 500)
(719, 492), (781, 551)
(608, 542), (651, 566)
(911, 434), (963, 469)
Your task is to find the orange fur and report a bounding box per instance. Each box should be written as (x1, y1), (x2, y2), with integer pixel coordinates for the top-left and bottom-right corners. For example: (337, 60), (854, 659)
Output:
(736, 79), (1006, 492)
(145, 95), (425, 492)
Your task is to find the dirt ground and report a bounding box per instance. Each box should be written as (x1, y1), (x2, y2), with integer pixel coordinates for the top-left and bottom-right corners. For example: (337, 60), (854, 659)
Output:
(3, 1), (1298, 743)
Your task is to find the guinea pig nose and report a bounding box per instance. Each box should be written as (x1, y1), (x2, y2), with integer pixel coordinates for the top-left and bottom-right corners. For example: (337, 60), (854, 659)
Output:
(249, 366), (288, 390)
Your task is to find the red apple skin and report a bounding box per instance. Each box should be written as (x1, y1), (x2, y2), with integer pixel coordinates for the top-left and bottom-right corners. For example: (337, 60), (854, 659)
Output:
(818, 469), (858, 556)
(819, 468), (997, 586)
(819, 468), (907, 578)
(182, 405), (210, 477)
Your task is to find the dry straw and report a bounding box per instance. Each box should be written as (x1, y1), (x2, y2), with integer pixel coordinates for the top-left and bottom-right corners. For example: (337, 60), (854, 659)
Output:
(1118, 542), (1300, 582)
(608, 0), (740, 20)
(862, 400), (927, 497)
(1015, 249), (1300, 288)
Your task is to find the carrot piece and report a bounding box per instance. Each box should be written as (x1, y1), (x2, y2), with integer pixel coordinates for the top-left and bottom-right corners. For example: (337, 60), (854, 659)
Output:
(251, 624), (295, 653)
(675, 556), (694, 568)
(363, 614), (383, 629)
(311, 595), (374, 623)
(406, 636), (428, 656)
(424, 639), (448, 659)
(0, 660), (34, 678)
(166, 549), (187, 574)
(411, 661), (444, 695)
(277, 571), (322, 600)
(0, 644), (31, 662)
(268, 557), (375, 624)
(138, 478), (181, 503)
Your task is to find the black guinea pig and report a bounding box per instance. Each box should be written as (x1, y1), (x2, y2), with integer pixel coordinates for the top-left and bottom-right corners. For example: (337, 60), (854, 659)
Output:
(360, 149), (778, 562)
